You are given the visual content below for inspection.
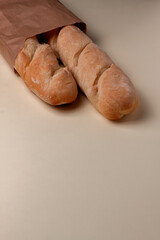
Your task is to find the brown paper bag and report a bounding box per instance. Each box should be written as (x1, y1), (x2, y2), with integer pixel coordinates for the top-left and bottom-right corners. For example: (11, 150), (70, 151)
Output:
(0, 0), (86, 70)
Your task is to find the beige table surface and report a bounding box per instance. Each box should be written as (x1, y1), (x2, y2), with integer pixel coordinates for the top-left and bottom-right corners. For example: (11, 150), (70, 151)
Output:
(0, 0), (160, 239)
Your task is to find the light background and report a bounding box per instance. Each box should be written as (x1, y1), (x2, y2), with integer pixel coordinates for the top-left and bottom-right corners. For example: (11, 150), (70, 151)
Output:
(0, 0), (160, 239)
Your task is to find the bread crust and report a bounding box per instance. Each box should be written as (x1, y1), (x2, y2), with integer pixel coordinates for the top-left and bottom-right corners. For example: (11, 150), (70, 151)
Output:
(15, 37), (78, 105)
(49, 25), (139, 119)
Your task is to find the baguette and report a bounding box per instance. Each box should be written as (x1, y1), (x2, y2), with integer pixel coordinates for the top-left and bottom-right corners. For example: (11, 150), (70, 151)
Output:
(14, 36), (78, 105)
(49, 25), (139, 120)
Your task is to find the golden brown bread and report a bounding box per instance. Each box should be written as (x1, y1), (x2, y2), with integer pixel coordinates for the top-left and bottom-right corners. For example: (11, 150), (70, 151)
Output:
(14, 37), (78, 105)
(49, 25), (139, 120)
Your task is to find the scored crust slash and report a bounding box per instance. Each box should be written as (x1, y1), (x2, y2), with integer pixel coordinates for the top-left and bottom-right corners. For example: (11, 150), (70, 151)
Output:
(0, 0), (139, 120)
